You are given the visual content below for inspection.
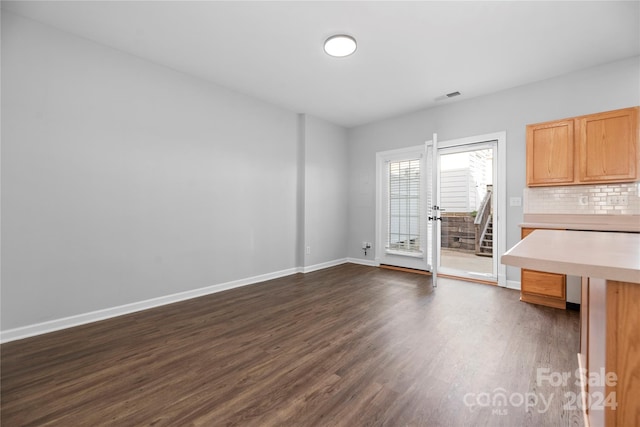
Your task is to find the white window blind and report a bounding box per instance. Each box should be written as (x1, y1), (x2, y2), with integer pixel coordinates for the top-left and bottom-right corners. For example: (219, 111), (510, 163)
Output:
(388, 159), (421, 253)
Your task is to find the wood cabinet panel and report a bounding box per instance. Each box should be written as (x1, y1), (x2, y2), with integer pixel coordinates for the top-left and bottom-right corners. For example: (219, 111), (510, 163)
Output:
(526, 120), (575, 186)
(521, 227), (535, 239)
(526, 106), (639, 187)
(520, 291), (566, 309)
(520, 228), (566, 309)
(577, 107), (638, 183)
(580, 278), (640, 427)
(605, 280), (640, 427)
(580, 277), (589, 364)
(522, 269), (566, 298)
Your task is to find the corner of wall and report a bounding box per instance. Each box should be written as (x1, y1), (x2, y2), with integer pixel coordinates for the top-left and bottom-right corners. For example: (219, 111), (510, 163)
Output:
(296, 113), (306, 269)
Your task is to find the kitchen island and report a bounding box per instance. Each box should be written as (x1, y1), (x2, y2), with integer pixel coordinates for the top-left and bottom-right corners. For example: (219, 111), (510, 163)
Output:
(502, 229), (640, 427)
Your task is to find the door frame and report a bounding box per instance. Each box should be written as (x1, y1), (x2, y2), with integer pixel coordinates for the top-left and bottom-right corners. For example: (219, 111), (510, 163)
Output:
(430, 131), (507, 287)
(374, 131), (506, 288)
(436, 141), (498, 281)
(375, 145), (431, 271)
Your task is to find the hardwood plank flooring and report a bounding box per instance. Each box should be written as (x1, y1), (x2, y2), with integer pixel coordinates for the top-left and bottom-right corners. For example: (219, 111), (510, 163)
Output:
(1, 264), (582, 426)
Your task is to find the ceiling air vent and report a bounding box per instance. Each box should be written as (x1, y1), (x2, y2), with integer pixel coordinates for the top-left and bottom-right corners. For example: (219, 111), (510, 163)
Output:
(435, 91), (462, 101)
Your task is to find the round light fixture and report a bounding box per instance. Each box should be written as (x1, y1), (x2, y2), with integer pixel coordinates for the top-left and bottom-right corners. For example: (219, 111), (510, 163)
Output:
(324, 34), (357, 57)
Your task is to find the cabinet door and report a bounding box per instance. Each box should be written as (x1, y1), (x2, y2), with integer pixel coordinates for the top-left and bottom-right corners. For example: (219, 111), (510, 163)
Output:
(526, 120), (575, 186)
(577, 107), (639, 183)
(521, 269), (566, 299)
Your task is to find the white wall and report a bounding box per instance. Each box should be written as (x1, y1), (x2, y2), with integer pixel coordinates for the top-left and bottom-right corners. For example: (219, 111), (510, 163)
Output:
(1, 12), (305, 331)
(347, 55), (640, 282)
(303, 115), (349, 268)
(2, 10), (637, 336)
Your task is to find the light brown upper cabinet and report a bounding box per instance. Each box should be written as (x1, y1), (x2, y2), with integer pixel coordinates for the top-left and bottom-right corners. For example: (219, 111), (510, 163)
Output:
(526, 106), (639, 187)
(526, 120), (575, 186)
(577, 107), (638, 183)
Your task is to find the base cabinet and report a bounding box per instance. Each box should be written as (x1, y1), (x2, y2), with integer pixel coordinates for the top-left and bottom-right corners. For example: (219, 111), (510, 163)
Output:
(520, 228), (567, 309)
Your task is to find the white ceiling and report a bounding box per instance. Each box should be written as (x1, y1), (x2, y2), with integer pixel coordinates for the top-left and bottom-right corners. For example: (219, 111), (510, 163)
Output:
(3, 1), (639, 128)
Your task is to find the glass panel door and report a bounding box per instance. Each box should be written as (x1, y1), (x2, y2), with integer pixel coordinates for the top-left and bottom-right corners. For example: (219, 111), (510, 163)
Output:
(376, 146), (430, 271)
(437, 142), (497, 281)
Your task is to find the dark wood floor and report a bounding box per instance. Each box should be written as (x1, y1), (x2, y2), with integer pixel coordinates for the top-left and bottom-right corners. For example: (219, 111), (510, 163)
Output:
(1, 264), (582, 426)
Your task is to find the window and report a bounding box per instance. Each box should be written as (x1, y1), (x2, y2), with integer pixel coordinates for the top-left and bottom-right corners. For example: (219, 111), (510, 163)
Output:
(387, 159), (421, 253)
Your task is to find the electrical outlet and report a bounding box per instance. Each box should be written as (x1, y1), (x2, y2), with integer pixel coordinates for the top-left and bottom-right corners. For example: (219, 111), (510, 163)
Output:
(606, 195), (628, 206)
(362, 241), (372, 256)
(578, 195), (589, 206)
(306, 246), (311, 255)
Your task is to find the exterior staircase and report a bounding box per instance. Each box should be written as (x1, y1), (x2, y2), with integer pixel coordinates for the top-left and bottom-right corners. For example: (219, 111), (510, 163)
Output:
(474, 187), (493, 257)
(477, 215), (493, 257)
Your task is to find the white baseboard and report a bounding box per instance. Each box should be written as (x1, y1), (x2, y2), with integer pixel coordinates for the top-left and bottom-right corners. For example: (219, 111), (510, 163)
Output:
(0, 258), (392, 343)
(346, 257), (378, 267)
(301, 258), (348, 273)
(506, 280), (522, 290)
(0, 266), (299, 344)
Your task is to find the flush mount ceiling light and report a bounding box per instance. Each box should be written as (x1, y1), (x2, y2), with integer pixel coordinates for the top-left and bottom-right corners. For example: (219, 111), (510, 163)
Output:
(324, 34), (357, 57)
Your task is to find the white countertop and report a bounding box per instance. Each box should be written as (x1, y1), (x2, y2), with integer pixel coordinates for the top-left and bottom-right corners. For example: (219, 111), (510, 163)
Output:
(501, 230), (640, 283)
(520, 214), (640, 232)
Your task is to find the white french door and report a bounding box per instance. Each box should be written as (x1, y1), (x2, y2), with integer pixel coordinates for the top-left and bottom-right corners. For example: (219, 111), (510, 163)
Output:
(433, 132), (507, 287)
(375, 132), (507, 288)
(436, 141), (498, 282)
(375, 146), (431, 271)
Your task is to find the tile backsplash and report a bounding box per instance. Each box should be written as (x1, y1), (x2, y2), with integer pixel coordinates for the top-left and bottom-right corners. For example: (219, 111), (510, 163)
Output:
(524, 182), (640, 215)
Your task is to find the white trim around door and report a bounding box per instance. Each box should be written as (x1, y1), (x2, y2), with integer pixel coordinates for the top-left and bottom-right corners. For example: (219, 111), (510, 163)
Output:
(374, 131), (506, 288)
(375, 145), (431, 271)
(434, 132), (507, 288)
